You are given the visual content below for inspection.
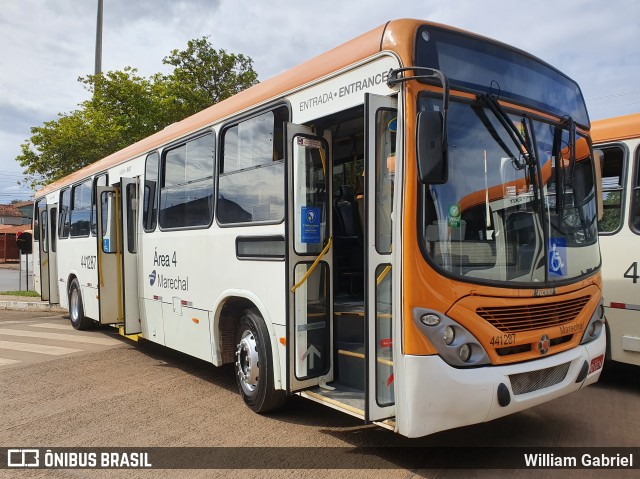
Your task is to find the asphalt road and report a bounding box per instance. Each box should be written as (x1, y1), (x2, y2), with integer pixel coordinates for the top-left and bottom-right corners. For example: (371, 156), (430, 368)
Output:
(0, 310), (638, 478)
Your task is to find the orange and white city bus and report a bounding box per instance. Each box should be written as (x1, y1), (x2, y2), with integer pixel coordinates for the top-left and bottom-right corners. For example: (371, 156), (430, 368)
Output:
(32, 19), (606, 437)
(592, 113), (640, 366)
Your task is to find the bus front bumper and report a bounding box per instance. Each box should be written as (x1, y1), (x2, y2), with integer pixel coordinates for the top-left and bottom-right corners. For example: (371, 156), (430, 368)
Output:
(396, 331), (605, 438)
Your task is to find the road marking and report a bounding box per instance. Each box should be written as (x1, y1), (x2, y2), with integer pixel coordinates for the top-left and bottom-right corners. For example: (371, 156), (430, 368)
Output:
(0, 357), (21, 366)
(30, 323), (73, 331)
(0, 340), (80, 355)
(0, 329), (121, 346)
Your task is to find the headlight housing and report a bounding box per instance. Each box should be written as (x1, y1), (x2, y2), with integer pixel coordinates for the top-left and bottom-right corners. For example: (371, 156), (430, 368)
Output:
(415, 308), (491, 367)
(580, 299), (605, 345)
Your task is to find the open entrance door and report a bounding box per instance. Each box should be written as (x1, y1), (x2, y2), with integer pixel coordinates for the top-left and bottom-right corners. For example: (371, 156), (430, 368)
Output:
(37, 203), (49, 301)
(286, 124), (334, 391)
(365, 93), (397, 421)
(96, 179), (141, 333)
(47, 203), (59, 303)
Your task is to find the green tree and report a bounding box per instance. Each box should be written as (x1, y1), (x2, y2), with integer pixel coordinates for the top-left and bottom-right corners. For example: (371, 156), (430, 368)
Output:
(17, 37), (258, 187)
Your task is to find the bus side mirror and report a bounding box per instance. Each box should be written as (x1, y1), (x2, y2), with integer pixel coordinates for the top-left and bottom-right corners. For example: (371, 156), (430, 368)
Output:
(593, 148), (604, 221)
(416, 110), (448, 184)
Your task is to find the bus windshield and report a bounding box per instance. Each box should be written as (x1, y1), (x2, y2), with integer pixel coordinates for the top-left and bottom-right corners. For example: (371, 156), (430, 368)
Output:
(419, 95), (600, 285)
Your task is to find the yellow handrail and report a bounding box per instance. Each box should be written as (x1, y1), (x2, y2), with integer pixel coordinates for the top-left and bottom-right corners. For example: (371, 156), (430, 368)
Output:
(290, 237), (332, 293)
(376, 265), (392, 286)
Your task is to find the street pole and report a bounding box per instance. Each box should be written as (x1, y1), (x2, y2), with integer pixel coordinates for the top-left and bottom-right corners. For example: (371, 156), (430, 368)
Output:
(95, 0), (103, 76)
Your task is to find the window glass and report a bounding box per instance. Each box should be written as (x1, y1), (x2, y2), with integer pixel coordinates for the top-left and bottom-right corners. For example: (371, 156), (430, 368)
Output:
(375, 109), (397, 253)
(597, 145), (625, 234)
(91, 174), (108, 235)
(50, 208), (57, 253)
(70, 179), (92, 237)
(143, 152), (159, 232)
(33, 200), (40, 242)
(126, 183), (137, 253)
(58, 189), (70, 238)
(631, 148), (640, 234)
(40, 209), (48, 253)
(159, 133), (214, 229)
(218, 107), (288, 224)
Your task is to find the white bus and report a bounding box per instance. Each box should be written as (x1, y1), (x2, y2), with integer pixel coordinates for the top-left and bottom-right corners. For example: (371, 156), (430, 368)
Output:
(32, 19), (606, 437)
(592, 113), (640, 366)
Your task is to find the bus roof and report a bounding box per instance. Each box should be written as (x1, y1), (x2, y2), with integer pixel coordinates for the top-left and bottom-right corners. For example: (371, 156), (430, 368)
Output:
(35, 19), (423, 198)
(591, 113), (640, 143)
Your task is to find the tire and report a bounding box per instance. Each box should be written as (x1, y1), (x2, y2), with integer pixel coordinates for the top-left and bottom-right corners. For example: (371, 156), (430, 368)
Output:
(234, 308), (286, 413)
(69, 278), (92, 330)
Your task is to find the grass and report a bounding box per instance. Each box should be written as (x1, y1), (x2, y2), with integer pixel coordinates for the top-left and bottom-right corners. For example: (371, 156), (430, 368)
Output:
(0, 290), (41, 297)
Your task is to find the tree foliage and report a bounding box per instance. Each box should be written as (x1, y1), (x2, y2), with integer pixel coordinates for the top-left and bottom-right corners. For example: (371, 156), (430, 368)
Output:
(18, 37), (258, 188)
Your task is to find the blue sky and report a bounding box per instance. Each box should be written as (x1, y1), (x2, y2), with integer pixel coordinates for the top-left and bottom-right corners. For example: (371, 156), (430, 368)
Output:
(0, 0), (638, 201)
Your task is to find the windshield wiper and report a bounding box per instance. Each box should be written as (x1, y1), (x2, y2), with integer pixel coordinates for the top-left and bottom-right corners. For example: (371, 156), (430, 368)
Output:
(551, 116), (576, 215)
(479, 94), (540, 209)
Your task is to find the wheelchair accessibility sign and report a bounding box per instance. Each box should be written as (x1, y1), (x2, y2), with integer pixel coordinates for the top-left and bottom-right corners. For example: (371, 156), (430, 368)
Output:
(548, 238), (567, 277)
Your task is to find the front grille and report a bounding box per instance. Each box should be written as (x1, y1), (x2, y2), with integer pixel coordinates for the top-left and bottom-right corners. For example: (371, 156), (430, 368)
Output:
(509, 362), (570, 395)
(477, 296), (590, 333)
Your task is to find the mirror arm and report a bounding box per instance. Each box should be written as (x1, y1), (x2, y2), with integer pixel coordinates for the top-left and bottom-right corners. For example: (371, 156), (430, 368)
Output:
(388, 67), (448, 140)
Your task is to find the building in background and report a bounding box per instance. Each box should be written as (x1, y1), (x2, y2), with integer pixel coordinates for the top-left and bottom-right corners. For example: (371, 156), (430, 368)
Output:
(12, 200), (34, 222)
(0, 204), (30, 226)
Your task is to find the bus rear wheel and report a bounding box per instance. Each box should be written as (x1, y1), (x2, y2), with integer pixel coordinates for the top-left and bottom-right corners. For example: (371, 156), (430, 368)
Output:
(69, 278), (92, 330)
(234, 308), (286, 413)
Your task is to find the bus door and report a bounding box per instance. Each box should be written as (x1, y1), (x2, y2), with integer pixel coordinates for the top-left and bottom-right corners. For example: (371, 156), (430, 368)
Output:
(96, 179), (141, 333)
(286, 124), (334, 391)
(46, 203), (59, 303)
(364, 93), (397, 421)
(37, 202), (49, 301)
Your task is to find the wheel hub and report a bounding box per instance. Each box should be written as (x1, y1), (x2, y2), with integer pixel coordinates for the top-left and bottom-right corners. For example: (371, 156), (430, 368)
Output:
(70, 288), (79, 321)
(236, 331), (260, 393)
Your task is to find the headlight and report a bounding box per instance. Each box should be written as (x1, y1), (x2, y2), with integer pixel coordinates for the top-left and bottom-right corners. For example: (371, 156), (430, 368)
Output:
(443, 326), (455, 345)
(580, 300), (605, 345)
(458, 344), (471, 362)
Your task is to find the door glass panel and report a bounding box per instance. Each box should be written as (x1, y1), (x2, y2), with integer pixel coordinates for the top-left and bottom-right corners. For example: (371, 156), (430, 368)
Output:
(50, 208), (57, 253)
(375, 264), (394, 406)
(375, 110), (396, 253)
(126, 183), (137, 253)
(597, 145), (625, 233)
(293, 262), (330, 379)
(293, 135), (329, 255)
(40, 209), (48, 253)
(100, 191), (118, 254)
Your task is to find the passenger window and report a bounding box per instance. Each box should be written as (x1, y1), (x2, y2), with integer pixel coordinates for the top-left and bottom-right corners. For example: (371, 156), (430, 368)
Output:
(159, 133), (215, 229)
(58, 189), (70, 238)
(597, 145), (625, 234)
(70, 179), (92, 237)
(143, 152), (159, 232)
(218, 106), (288, 224)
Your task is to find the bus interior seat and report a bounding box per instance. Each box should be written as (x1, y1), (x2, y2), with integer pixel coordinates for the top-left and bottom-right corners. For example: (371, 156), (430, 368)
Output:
(333, 185), (364, 296)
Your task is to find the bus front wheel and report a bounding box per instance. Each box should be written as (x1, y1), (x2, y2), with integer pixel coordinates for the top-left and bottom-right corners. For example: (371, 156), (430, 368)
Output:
(69, 279), (92, 330)
(234, 308), (286, 413)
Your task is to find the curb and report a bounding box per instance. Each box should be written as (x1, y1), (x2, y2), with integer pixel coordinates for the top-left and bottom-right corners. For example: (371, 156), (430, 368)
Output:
(0, 300), (66, 313)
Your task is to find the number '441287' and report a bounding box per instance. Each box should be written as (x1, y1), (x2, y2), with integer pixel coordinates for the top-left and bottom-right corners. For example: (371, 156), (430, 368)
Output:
(624, 262), (639, 284)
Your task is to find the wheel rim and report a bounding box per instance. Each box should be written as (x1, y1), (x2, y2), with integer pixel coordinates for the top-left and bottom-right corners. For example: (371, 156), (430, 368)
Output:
(70, 287), (79, 321)
(236, 330), (260, 394)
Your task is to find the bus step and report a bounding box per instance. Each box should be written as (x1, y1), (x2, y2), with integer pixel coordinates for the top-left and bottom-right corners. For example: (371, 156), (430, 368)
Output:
(301, 384), (365, 419)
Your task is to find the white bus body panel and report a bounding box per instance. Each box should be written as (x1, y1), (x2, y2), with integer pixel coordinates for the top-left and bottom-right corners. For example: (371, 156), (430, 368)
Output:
(599, 136), (640, 365)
